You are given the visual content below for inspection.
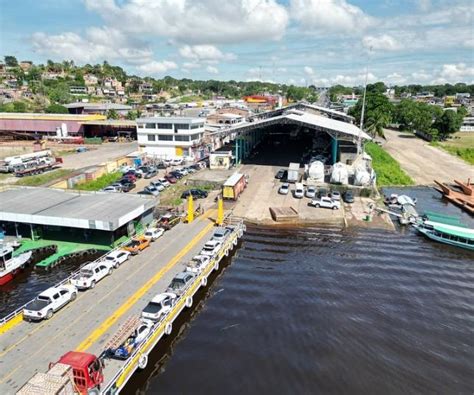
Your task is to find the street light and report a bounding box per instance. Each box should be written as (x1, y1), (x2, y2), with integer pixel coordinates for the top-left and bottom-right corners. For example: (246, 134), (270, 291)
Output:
(358, 46), (372, 155)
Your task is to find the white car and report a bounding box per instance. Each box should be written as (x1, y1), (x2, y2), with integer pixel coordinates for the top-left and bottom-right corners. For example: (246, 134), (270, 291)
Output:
(144, 227), (165, 241)
(144, 185), (160, 196)
(200, 240), (222, 257)
(175, 167), (188, 175)
(331, 191), (341, 201)
(119, 165), (135, 174)
(149, 181), (165, 191)
(158, 178), (170, 187)
(211, 227), (233, 243)
(309, 197), (341, 210)
(104, 250), (131, 268)
(294, 183), (305, 199)
(306, 186), (317, 198)
(141, 292), (177, 321)
(23, 284), (77, 321)
(186, 255), (211, 273)
(102, 186), (121, 193)
(171, 158), (183, 166)
(279, 183), (290, 195)
(71, 261), (114, 290)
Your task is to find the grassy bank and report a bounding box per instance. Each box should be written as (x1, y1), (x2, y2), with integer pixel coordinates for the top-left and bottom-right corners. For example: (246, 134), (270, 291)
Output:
(430, 133), (474, 165)
(365, 142), (414, 187)
(73, 171), (122, 191)
(15, 169), (73, 186)
(159, 182), (216, 206)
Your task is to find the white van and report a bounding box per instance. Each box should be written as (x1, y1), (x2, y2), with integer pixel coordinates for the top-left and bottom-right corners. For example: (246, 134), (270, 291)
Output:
(294, 183), (304, 199)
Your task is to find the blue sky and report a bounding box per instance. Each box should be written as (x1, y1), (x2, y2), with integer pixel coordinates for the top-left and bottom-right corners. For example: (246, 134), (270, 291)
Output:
(0, 0), (473, 85)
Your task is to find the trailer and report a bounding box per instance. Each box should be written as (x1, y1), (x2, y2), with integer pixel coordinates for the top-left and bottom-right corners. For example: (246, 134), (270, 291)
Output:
(287, 162), (300, 183)
(0, 150), (53, 173)
(222, 173), (246, 200)
(14, 157), (63, 177)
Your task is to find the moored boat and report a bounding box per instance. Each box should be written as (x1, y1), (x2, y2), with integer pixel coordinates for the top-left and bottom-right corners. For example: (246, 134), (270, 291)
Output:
(0, 245), (33, 285)
(413, 212), (474, 251)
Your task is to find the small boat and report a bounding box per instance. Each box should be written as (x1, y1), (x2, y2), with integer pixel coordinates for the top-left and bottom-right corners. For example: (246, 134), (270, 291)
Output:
(0, 245), (33, 285)
(413, 212), (474, 251)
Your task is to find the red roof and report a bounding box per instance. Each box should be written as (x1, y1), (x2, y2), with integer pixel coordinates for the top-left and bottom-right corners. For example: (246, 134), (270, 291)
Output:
(58, 351), (96, 369)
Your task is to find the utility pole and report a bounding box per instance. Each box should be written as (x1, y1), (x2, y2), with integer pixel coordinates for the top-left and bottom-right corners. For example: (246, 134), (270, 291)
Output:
(358, 46), (372, 155)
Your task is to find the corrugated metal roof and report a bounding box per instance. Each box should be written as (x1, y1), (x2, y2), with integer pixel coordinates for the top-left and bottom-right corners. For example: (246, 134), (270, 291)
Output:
(0, 112), (105, 121)
(224, 173), (244, 186)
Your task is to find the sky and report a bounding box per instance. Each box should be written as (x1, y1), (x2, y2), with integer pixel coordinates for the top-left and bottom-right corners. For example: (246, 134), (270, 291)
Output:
(0, 0), (473, 86)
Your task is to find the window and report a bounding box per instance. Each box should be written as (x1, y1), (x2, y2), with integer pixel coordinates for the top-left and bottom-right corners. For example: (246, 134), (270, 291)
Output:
(174, 123), (189, 131)
(145, 123), (156, 129)
(157, 123), (173, 129)
(175, 135), (190, 141)
(147, 134), (156, 141)
(137, 123), (145, 128)
(158, 135), (173, 141)
(191, 123), (202, 129)
(191, 133), (201, 141)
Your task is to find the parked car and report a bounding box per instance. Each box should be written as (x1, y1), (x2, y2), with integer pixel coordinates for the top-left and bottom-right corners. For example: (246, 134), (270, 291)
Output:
(123, 236), (150, 255)
(166, 271), (196, 295)
(144, 227), (165, 241)
(149, 181), (165, 191)
(181, 189), (208, 199)
(138, 190), (156, 196)
(171, 158), (183, 166)
(331, 191), (341, 201)
(125, 170), (142, 179)
(110, 183), (124, 191)
(119, 165), (134, 174)
(175, 167), (188, 176)
(318, 188), (329, 198)
(294, 183), (305, 199)
(343, 191), (355, 203)
(102, 186), (121, 193)
(306, 186), (317, 199)
(144, 185), (160, 196)
(211, 227), (233, 243)
(275, 169), (286, 179)
(309, 197), (341, 210)
(71, 261), (114, 290)
(158, 213), (181, 230)
(185, 166), (197, 173)
(186, 255), (211, 274)
(144, 169), (158, 179)
(121, 182), (136, 192)
(122, 172), (138, 182)
(23, 284), (77, 321)
(279, 183), (290, 195)
(200, 240), (223, 257)
(158, 178), (170, 187)
(169, 171), (183, 179)
(164, 175), (177, 184)
(141, 292), (177, 321)
(104, 250), (130, 268)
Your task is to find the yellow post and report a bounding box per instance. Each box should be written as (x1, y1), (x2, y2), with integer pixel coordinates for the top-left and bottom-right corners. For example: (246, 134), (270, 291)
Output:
(217, 197), (224, 226)
(187, 195), (194, 223)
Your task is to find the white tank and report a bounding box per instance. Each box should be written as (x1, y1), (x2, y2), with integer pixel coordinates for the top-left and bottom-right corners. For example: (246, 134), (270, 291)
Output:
(354, 166), (371, 186)
(307, 161), (324, 182)
(330, 162), (349, 185)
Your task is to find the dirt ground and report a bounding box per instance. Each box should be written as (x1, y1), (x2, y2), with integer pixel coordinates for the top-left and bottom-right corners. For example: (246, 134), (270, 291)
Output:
(382, 129), (474, 185)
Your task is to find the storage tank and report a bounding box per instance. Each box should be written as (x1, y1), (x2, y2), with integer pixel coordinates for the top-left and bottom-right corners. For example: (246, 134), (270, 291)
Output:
(354, 166), (371, 186)
(306, 161), (324, 183)
(330, 162), (349, 185)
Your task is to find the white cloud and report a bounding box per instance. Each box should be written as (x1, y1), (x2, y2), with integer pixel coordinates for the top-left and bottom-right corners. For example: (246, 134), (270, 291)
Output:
(417, 0), (431, 12)
(311, 72), (377, 87)
(206, 65), (219, 74)
(437, 63), (474, 83)
(290, 0), (374, 34)
(385, 72), (407, 85)
(179, 45), (235, 63)
(362, 34), (402, 51)
(136, 60), (177, 75)
(182, 62), (200, 69)
(411, 70), (431, 82)
(84, 0), (289, 44)
(31, 27), (153, 65)
(304, 66), (315, 75)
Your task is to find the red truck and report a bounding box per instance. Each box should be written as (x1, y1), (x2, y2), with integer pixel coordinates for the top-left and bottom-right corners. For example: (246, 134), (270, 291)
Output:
(18, 351), (104, 395)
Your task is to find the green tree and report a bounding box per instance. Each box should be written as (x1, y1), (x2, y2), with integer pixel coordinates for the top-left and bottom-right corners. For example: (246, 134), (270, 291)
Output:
(366, 81), (387, 94)
(12, 101), (28, 112)
(349, 92), (394, 138)
(126, 110), (142, 120)
(45, 104), (69, 113)
(4, 56), (18, 67)
(46, 82), (72, 104)
(107, 109), (119, 119)
(433, 109), (463, 139)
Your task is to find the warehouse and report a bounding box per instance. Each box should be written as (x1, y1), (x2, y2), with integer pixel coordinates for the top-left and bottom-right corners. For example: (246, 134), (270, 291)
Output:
(0, 187), (156, 246)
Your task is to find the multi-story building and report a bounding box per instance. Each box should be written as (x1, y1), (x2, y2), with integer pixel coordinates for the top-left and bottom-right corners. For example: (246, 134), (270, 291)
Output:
(136, 117), (208, 161)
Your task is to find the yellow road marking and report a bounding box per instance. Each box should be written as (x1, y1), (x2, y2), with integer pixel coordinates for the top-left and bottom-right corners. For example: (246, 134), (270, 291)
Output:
(0, 313), (23, 336)
(76, 221), (214, 351)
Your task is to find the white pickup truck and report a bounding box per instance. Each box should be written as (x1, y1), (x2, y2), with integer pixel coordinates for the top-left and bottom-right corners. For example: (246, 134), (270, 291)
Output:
(309, 196), (341, 210)
(144, 227), (165, 241)
(200, 240), (222, 257)
(71, 261), (114, 290)
(23, 284), (78, 321)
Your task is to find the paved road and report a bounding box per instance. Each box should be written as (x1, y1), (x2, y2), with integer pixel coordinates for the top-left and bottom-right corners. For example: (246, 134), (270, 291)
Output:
(382, 129), (474, 185)
(0, 214), (216, 394)
(61, 142), (137, 170)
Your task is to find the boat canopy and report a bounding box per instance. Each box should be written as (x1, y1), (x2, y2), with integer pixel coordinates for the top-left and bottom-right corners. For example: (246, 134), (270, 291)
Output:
(424, 211), (468, 228)
(426, 221), (474, 240)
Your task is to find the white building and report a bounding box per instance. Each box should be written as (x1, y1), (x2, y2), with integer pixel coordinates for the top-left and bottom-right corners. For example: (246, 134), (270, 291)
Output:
(460, 117), (474, 132)
(136, 117), (208, 160)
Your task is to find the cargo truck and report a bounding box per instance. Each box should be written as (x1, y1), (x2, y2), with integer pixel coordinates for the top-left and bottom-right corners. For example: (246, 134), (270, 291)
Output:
(222, 173), (246, 200)
(287, 162), (300, 183)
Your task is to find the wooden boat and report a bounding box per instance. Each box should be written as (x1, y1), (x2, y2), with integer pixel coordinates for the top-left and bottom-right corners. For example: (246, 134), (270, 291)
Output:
(413, 212), (474, 251)
(434, 178), (474, 215)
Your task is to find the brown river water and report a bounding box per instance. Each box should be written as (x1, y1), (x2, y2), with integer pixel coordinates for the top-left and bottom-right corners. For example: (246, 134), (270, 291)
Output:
(1, 187), (473, 393)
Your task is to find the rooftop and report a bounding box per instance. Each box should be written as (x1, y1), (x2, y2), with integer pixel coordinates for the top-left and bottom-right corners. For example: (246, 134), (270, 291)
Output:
(0, 112), (105, 121)
(136, 116), (203, 124)
(0, 187), (155, 231)
(65, 102), (132, 110)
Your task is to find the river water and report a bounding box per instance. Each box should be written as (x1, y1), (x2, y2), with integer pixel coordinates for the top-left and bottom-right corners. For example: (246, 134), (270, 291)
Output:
(2, 187), (473, 393)
(126, 187), (474, 394)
